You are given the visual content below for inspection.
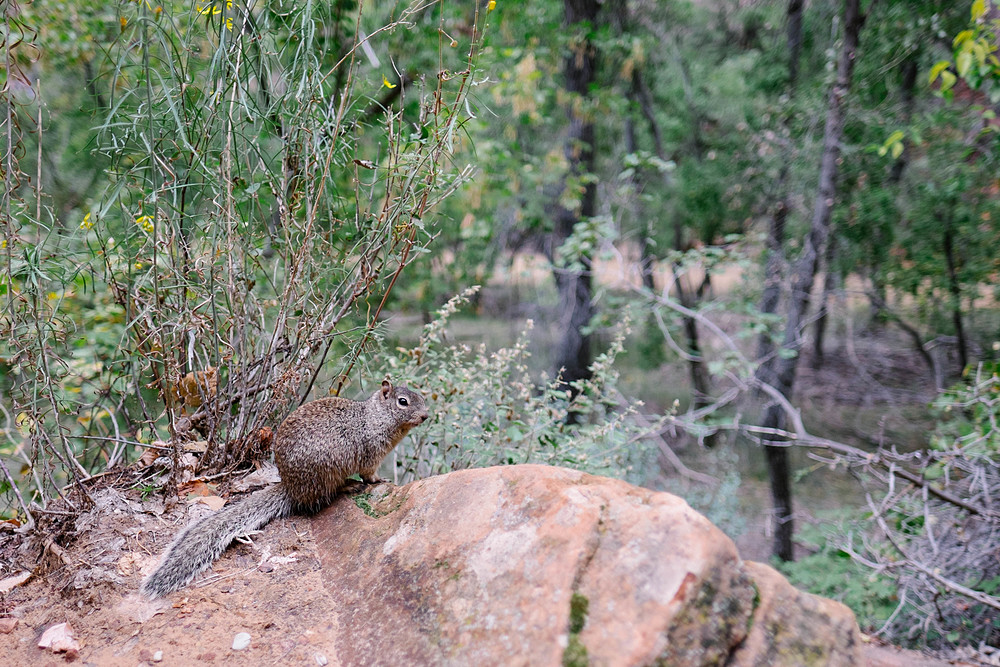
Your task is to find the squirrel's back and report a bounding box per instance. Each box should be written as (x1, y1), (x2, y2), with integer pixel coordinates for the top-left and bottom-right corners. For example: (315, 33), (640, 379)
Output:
(140, 380), (428, 598)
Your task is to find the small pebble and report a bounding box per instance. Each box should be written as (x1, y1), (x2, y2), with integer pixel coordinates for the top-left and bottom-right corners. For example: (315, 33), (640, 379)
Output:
(153, 650), (163, 662)
(232, 632), (252, 650)
(315, 654), (328, 666)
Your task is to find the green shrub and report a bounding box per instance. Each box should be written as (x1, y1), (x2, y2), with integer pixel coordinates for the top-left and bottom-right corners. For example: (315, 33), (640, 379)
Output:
(778, 521), (898, 633)
(381, 288), (657, 484)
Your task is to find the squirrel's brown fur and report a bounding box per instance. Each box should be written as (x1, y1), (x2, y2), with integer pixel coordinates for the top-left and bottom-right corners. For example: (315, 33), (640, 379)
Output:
(140, 380), (428, 598)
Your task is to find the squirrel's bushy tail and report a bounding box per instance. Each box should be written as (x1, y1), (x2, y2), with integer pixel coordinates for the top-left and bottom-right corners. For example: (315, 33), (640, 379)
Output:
(141, 483), (293, 598)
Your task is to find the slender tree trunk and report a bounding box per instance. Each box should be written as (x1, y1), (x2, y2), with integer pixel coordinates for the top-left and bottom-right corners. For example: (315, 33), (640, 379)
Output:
(942, 222), (969, 370)
(758, 0), (866, 562)
(671, 235), (711, 410)
(787, 0), (805, 86)
(811, 239), (837, 368)
(752, 0), (801, 561)
(867, 287), (941, 389)
(610, 0), (656, 298)
(756, 0), (802, 383)
(550, 0), (600, 393)
(624, 107), (656, 295)
(889, 56), (918, 184)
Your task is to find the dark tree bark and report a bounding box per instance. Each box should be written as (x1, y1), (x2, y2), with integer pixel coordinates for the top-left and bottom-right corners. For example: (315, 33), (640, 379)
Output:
(889, 56), (919, 184)
(757, 0), (867, 562)
(942, 222), (969, 370)
(787, 0), (805, 87)
(752, 0), (801, 560)
(549, 0), (601, 392)
(867, 288), (942, 389)
(624, 86), (656, 295)
(756, 0), (803, 383)
(811, 239), (837, 368)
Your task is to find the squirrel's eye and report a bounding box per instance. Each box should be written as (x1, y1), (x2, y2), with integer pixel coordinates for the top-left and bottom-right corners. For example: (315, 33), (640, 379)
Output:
(398, 397), (409, 406)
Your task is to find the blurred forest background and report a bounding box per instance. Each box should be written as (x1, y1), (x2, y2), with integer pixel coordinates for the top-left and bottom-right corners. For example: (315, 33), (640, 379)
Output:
(2, 0), (1000, 656)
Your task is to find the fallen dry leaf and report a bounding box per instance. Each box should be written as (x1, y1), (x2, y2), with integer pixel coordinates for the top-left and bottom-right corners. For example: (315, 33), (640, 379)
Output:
(138, 448), (161, 467)
(0, 571), (31, 593)
(117, 553), (144, 577)
(38, 621), (80, 656)
(192, 495), (226, 511)
(179, 480), (215, 498)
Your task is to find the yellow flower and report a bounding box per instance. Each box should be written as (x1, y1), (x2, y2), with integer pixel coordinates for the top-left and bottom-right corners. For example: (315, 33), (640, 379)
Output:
(488, 0), (496, 10)
(79, 212), (93, 230)
(226, 17), (233, 30)
(197, 1), (232, 15)
(382, 76), (397, 89)
(136, 215), (155, 233)
(0, 240), (6, 249)
(134, 262), (144, 270)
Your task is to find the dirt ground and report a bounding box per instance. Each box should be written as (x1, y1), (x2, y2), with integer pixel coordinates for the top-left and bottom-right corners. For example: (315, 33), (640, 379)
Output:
(0, 475), (973, 666)
(0, 480), (351, 665)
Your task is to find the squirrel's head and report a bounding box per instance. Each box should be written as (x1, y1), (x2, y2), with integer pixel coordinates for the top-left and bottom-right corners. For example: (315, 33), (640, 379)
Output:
(378, 379), (429, 428)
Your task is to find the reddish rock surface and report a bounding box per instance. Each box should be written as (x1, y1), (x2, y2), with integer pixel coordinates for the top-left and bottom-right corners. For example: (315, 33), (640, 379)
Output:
(0, 463), (945, 665)
(313, 464), (859, 666)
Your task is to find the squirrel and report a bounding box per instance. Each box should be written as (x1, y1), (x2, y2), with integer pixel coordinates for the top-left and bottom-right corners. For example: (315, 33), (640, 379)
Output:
(140, 379), (429, 598)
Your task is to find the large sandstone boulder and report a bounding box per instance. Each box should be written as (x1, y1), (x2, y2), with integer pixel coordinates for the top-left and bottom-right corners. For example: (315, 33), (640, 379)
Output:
(314, 464), (862, 666)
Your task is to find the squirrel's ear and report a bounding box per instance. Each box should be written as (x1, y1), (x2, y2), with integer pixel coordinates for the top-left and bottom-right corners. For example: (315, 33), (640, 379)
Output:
(381, 379), (392, 399)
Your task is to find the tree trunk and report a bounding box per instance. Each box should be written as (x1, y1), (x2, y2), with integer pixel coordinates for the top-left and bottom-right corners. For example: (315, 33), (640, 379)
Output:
(811, 237), (837, 368)
(787, 0), (805, 87)
(550, 0), (600, 392)
(624, 107), (656, 295)
(750, 0), (802, 561)
(755, 0), (803, 383)
(867, 287), (941, 389)
(889, 56), (918, 184)
(758, 0), (866, 562)
(942, 222), (969, 370)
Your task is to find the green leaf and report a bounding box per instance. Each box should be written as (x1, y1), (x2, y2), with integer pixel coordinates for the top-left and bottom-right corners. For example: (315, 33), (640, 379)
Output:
(972, 0), (987, 21)
(940, 70), (957, 93)
(929, 61), (951, 85)
(957, 50), (973, 78)
(890, 141), (904, 160)
(953, 29), (974, 49)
